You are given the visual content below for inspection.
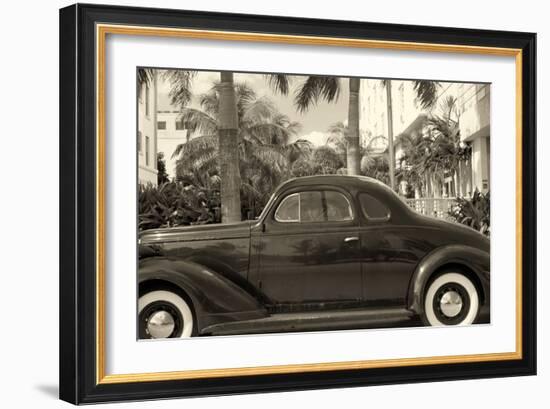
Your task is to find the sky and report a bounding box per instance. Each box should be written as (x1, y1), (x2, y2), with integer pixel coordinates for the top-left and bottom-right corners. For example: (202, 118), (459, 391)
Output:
(157, 70), (349, 147)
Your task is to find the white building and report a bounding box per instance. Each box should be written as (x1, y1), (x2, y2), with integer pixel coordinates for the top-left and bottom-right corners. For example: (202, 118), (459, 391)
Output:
(156, 111), (190, 179)
(457, 83), (490, 194)
(138, 73), (158, 185)
(155, 79), (192, 180)
(138, 74), (192, 184)
(360, 79), (423, 153)
(359, 79), (490, 197)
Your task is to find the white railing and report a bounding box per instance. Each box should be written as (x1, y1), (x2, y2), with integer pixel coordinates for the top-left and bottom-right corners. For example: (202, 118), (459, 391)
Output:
(405, 197), (457, 220)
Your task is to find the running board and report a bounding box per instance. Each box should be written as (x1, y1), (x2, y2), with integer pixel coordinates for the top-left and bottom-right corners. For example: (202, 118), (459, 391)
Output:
(201, 308), (418, 336)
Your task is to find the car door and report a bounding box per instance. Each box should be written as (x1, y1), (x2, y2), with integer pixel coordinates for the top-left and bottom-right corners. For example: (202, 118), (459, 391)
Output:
(358, 192), (420, 307)
(257, 187), (362, 311)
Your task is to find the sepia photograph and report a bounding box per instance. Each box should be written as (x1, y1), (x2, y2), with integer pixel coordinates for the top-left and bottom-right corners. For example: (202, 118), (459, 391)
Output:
(136, 67), (491, 340)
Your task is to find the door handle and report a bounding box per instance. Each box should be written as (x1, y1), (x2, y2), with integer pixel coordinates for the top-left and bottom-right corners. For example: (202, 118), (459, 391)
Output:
(344, 236), (359, 243)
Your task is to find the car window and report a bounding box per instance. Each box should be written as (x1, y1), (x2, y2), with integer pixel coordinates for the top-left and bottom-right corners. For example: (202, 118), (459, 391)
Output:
(324, 191), (353, 221)
(359, 193), (390, 220)
(274, 193), (299, 222)
(300, 191), (324, 222)
(275, 190), (353, 223)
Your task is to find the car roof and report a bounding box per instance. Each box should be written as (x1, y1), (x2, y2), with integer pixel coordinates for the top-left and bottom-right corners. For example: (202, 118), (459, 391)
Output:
(277, 174), (394, 195)
(269, 175), (414, 222)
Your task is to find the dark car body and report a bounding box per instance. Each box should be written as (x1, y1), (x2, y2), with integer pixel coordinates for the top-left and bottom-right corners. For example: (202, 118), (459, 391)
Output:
(139, 175), (490, 336)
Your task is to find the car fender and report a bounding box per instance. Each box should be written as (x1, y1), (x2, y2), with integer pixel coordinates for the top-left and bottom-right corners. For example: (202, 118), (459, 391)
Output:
(407, 244), (490, 315)
(139, 257), (268, 330)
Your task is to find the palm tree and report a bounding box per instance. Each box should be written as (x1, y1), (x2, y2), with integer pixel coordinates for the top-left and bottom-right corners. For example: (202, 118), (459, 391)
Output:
(396, 132), (428, 198)
(347, 78), (361, 174)
(362, 154), (390, 185)
(164, 70), (196, 107)
(138, 69), (151, 87)
(413, 80), (440, 111)
(385, 80), (396, 190)
(217, 72), (241, 222)
(425, 96), (471, 197)
(172, 82), (308, 219)
(328, 122), (393, 180)
(294, 75), (361, 175)
(165, 70), (290, 223)
(289, 145), (345, 177)
(295, 77), (440, 183)
(383, 79), (440, 191)
(326, 121), (348, 163)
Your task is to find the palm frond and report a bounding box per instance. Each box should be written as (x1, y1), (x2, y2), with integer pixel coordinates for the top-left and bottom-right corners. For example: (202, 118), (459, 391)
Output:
(199, 91), (220, 116)
(327, 121), (347, 136)
(283, 139), (314, 164)
(163, 69), (197, 108)
(245, 120), (299, 146)
(177, 108), (217, 138)
(294, 76), (341, 113)
(312, 145), (345, 174)
(191, 151), (218, 172)
(137, 68), (153, 86)
(413, 80), (440, 109)
(241, 96), (277, 123)
(172, 134), (217, 159)
(265, 74), (291, 95)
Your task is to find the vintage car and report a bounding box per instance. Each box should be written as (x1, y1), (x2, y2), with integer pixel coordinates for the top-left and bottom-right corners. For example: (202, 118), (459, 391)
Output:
(138, 175), (490, 339)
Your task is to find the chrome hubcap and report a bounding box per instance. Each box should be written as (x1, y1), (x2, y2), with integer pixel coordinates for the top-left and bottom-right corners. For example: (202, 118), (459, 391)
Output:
(439, 290), (463, 318)
(146, 310), (176, 338)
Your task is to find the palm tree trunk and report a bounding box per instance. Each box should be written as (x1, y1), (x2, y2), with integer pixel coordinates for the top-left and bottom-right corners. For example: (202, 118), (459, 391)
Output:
(431, 173), (438, 198)
(386, 81), (396, 190)
(347, 78), (361, 175)
(457, 161), (463, 196)
(466, 158), (472, 197)
(456, 160), (463, 197)
(425, 173), (430, 197)
(218, 72), (242, 223)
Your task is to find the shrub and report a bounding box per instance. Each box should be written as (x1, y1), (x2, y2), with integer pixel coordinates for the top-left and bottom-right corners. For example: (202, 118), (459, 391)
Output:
(449, 190), (490, 236)
(138, 182), (220, 231)
(156, 152), (170, 185)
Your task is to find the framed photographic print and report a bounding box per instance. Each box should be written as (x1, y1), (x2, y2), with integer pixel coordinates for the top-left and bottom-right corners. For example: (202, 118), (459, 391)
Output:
(59, 3), (537, 404)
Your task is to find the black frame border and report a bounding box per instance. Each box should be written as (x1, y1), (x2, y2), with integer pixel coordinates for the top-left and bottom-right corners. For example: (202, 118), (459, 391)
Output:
(59, 3), (536, 404)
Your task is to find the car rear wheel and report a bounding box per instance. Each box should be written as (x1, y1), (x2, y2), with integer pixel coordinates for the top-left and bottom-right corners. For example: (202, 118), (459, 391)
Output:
(422, 272), (479, 326)
(138, 290), (195, 339)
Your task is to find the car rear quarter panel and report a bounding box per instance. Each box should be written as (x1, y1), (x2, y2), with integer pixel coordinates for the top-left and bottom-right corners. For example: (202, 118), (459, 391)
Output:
(360, 217), (490, 310)
(406, 242), (490, 315)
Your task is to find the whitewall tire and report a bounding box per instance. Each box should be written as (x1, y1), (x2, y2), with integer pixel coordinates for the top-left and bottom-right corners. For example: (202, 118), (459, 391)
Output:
(138, 290), (194, 339)
(423, 272), (479, 326)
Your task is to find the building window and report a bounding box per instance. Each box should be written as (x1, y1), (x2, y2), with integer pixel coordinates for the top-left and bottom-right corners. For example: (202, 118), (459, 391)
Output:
(175, 120), (185, 130)
(137, 131), (142, 153)
(157, 121), (166, 130)
(145, 136), (150, 166)
(145, 84), (150, 116)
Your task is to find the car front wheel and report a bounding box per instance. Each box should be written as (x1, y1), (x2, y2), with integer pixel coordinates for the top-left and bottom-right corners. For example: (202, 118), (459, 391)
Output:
(138, 290), (195, 339)
(422, 272), (479, 326)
